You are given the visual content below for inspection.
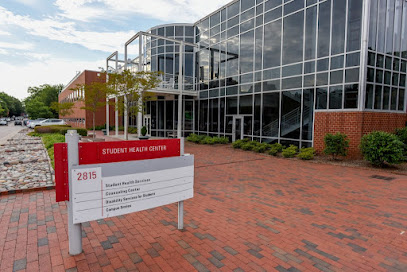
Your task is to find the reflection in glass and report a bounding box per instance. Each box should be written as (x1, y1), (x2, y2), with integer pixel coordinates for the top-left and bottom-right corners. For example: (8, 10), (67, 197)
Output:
(344, 84), (358, 109)
(262, 92), (280, 137)
(368, 0), (378, 50)
(281, 90), (301, 139)
(347, 0), (362, 52)
(331, 0), (346, 55)
(377, 0), (386, 53)
(374, 85), (382, 109)
(316, 88), (327, 109)
(329, 86), (343, 109)
(302, 89), (314, 141)
(383, 87), (390, 110)
(254, 94), (261, 136)
(283, 11), (304, 65)
(305, 6), (317, 60)
(398, 89), (405, 111)
(318, 0), (331, 58)
(264, 19), (282, 68)
(365, 84), (374, 109)
(240, 30), (254, 74)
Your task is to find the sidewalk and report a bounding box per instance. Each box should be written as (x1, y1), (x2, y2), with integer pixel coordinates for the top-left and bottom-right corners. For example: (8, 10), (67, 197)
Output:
(1, 143), (407, 271)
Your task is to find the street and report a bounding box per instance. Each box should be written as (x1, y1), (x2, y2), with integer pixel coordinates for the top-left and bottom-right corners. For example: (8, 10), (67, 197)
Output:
(0, 124), (24, 145)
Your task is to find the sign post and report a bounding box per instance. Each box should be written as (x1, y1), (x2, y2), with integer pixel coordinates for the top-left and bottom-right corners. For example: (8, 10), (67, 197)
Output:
(55, 131), (193, 256)
(66, 130), (82, 255)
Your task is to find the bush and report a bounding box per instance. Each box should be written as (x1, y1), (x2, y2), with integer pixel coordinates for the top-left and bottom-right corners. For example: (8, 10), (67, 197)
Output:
(395, 127), (407, 158)
(324, 132), (349, 159)
(282, 145), (298, 158)
(232, 139), (245, 148)
(128, 127), (138, 134)
(241, 141), (258, 151)
(297, 147), (315, 160)
(360, 131), (404, 167)
(268, 147), (279, 156)
(35, 125), (87, 137)
(186, 134), (228, 145)
(252, 143), (269, 153)
(270, 143), (284, 152)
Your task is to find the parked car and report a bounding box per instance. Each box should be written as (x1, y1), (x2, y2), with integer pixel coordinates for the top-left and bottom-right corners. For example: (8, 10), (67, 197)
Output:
(36, 119), (67, 127)
(27, 118), (46, 128)
(0, 119), (8, 126)
(14, 120), (22, 125)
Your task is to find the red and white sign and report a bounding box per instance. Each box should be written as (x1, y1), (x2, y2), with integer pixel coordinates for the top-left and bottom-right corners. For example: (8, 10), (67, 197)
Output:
(78, 139), (180, 165)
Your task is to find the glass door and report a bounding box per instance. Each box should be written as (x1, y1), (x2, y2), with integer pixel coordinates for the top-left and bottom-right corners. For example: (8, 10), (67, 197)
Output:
(143, 115), (151, 136)
(232, 116), (243, 142)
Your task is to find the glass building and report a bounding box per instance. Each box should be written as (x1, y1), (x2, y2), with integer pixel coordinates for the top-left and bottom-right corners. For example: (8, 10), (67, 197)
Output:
(122, 0), (407, 149)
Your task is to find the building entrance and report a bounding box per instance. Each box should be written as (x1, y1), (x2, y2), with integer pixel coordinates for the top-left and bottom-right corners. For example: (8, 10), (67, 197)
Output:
(232, 116), (244, 142)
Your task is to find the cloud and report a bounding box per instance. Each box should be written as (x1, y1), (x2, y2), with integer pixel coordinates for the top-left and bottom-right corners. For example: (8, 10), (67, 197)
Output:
(0, 41), (33, 50)
(0, 30), (10, 35)
(14, 0), (39, 7)
(0, 6), (134, 52)
(0, 58), (104, 100)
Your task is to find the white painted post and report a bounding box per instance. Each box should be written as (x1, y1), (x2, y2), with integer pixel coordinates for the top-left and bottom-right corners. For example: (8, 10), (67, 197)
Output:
(65, 130), (82, 255)
(115, 96), (119, 137)
(124, 96), (128, 140)
(177, 42), (184, 139)
(178, 137), (184, 230)
(106, 98), (109, 136)
(138, 35), (143, 138)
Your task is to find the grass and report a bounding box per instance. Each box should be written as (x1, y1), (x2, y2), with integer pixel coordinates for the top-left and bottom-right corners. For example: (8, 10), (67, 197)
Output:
(28, 132), (65, 168)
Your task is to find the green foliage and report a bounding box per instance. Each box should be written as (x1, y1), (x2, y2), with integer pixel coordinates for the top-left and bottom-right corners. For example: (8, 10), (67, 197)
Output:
(394, 127), (407, 158)
(186, 134), (228, 145)
(50, 101), (75, 117)
(282, 145), (298, 158)
(107, 70), (160, 140)
(297, 147), (315, 160)
(128, 127), (138, 134)
(241, 141), (259, 151)
(34, 125), (87, 137)
(141, 126), (147, 136)
(324, 133), (349, 159)
(24, 84), (63, 119)
(231, 138), (250, 149)
(267, 143), (284, 156)
(252, 143), (270, 153)
(35, 133), (66, 168)
(0, 92), (24, 117)
(360, 131), (404, 166)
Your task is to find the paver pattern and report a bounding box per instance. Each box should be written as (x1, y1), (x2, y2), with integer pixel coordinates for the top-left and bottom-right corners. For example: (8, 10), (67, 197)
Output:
(1, 143), (407, 271)
(0, 129), (53, 192)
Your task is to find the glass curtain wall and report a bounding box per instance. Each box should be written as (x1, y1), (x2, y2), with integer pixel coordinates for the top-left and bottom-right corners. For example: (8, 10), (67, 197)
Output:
(366, 0), (407, 111)
(194, 0), (363, 147)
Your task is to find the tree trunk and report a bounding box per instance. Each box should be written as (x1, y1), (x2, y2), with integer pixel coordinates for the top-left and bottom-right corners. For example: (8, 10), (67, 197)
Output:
(93, 112), (96, 140)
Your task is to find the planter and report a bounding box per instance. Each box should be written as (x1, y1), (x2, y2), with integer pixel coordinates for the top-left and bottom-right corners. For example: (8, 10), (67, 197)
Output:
(138, 136), (150, 140)
(102, 129), (107, 135)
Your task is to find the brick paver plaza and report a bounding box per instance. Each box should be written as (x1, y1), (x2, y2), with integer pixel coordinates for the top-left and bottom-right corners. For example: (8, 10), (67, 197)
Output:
(1, 143), (407, 272)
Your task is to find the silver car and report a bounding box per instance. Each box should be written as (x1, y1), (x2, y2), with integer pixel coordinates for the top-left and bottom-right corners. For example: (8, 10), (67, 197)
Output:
(0, 119), (7, 126)
(36, 119), (67, 127)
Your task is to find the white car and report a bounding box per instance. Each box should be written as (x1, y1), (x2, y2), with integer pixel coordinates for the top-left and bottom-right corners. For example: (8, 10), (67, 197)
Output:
(36, 119), (67, 127)
(27, 118), (46, 128)
(0, 119), (7, 126)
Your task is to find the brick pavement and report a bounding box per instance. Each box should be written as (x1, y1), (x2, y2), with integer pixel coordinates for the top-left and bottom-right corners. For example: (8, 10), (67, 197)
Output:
(1, 143), (407, 271)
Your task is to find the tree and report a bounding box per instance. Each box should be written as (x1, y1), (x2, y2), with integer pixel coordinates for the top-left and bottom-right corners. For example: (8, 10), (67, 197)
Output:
(107, 70), (160, 140)
(24, 84), (63, 118)
(75, 80), (111, 139)
(50, 101), (75, 117)
(0, 92), (24, 116)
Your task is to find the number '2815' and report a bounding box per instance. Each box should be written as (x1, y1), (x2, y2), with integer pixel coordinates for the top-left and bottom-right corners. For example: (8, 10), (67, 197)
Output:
(77, 171), (97, 181)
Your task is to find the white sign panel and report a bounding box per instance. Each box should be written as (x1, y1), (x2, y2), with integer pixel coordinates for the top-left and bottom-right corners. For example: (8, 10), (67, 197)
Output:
(72, 160), (194, 224)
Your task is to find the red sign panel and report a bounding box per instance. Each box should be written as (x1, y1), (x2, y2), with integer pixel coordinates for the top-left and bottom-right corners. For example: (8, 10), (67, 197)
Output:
(78, 139), (181, 165)
(54, 143), (69, 202)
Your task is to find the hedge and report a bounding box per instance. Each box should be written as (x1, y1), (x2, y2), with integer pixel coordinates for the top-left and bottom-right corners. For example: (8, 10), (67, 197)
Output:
(35, 125), (88, 137)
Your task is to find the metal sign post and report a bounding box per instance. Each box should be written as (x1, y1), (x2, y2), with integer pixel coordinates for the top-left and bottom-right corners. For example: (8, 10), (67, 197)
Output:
(66, 130), (82, 255)
(178, 137), (185, 230)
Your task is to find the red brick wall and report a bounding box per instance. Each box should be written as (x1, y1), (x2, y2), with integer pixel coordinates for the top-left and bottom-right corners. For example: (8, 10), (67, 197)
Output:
(59, 70), (121, 129)
(314, 111), (407, 158)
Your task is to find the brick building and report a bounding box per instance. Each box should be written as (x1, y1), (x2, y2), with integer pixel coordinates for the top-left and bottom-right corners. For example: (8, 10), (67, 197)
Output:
(59, 70), (118, 129)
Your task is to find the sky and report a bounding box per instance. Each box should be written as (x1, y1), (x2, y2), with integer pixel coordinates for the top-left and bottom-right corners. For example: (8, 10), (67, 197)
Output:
(0, 0), (230, 100)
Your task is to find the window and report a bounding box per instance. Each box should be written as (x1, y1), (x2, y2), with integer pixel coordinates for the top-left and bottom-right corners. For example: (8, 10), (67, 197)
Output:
(283, 11), (304, 65)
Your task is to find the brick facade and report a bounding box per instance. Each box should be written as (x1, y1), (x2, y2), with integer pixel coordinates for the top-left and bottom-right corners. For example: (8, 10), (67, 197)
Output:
(314, 111), (407, 158)
(59, 70), (121, 129)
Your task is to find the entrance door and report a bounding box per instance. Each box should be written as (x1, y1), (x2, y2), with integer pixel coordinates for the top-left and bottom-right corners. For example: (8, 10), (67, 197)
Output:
(143, 115), (151, 136)
(232, 116), (244, 142)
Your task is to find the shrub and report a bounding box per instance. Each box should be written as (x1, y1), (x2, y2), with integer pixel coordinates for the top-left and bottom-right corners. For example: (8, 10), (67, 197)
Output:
(360, 131), (404, 167)
(252, 142), (269, 153)
(297, 147), (315, 160)
(324, 132), (349, 159)
(200, 136), (215, 145)
(268, 147), (279, 156)
(128, 127), (138, 134)
(141, 126), (147, 136)
(395, 127), (407, 158)
(282, 145), (298, 158)
(34, 125), (87, 136)
(232, 139), (245, 149)
(213, 136), (229, 144)
(270, 143), (283, 152)
(241, 141), (258, 151)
